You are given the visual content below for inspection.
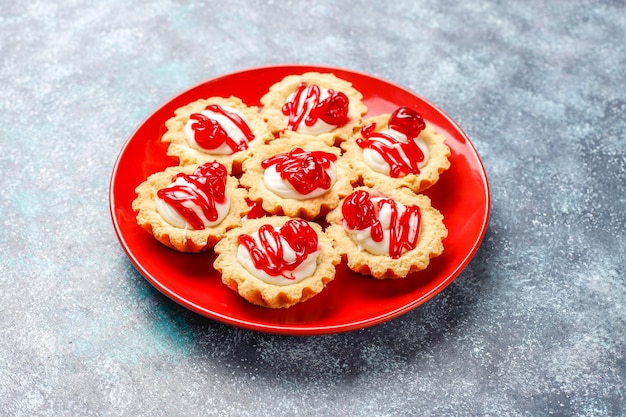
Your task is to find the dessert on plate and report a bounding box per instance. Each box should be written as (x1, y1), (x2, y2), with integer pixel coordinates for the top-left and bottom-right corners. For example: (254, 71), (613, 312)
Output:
(239, 137), (357, 220)
(342, 106), (450, 193)
(325, 186), (448, 279)
(161, 96), (272, 173)
(132, 161), (249, 252)
(213, 216), (341, 308)
(130, 71), (453, 307)
(260, 72), (367, 145)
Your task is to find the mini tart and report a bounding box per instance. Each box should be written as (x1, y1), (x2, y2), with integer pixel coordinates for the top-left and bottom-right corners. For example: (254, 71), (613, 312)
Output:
(132, 164), (249, 252)
(325, 186), (448, 279)
(342, 115), (451, 193)
(161, 96), (272, 173)
(239, 137), (358, 220)
(213, 216), (340, 309)
(260, 72), (367, 145)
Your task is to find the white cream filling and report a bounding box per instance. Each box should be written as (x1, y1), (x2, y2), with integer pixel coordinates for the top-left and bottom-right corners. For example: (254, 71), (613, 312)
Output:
(345, 198), (418, 256)
(237, 227), (320, 286)
(284, 87), (336, 135)
(184, 106), (249, 154)
(362, 129), (430, 176)
(263, 162), (337, 200)
(155, 176), (231, 229)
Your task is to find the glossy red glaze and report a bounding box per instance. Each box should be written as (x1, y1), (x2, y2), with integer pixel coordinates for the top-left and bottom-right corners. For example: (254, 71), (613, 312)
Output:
(190, 104), (253, 152)
(238, 219), (318, 280)
(261, 148), (337, 195)
(205, 104), (255, 143)
(341, 190), (421, 259)
(357, 107), (427, 177)
(156, 161), (227, 230)
(388, 106), (426, 138)
(342, 189), (377, 230)
(282, 82), (349, 130)
(110, 65), (490, 335)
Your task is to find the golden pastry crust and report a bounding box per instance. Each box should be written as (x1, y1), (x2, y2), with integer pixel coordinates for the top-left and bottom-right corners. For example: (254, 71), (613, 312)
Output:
(239, 137), (358, 220)
(161, 96), (272, 173)
(260, 72), (367, 145)
(213, 216), (340, 309)
(325, 186), (448, 279)
(132, 164), (250, 252)
(342, 116), (451, 193)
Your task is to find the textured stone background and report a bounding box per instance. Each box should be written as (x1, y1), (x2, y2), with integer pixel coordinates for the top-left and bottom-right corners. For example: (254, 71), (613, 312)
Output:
(1, 0), (624, 416)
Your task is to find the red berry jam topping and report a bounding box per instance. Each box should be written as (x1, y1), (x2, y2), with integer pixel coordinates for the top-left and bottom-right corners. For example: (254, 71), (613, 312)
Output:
(157, 161), (228, 230)
(189, 104), (255, 152)
(342, 190), (377, 230)
(238, 219), (319, 280)
(282, 82), (350, 131)
(357, 106), (427, 177)
(341, 190), (421, 259)
(261, 147), (337, 195)
(388, 106), (426, 138)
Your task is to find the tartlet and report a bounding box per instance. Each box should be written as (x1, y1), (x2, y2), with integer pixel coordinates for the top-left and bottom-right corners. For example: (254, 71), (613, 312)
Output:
(132, 161), (249, 252)
(161, 96), (272, 173)
(342, 107), (451, 193)
(239, 137), (357, 220)
(260, 72), (367, 145)
(214, 216), (341, 308)
(325, 186), (448, 279)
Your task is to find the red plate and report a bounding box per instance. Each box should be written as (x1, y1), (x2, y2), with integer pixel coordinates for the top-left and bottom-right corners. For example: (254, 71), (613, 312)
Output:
(109, 65), (490, 335)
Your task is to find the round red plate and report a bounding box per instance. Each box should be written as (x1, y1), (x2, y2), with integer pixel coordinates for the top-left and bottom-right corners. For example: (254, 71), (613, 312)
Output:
(109, 65), (490, 335)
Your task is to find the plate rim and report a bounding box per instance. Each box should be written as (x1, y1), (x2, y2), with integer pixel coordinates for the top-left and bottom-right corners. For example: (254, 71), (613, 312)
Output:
(109, 64), (491, 335)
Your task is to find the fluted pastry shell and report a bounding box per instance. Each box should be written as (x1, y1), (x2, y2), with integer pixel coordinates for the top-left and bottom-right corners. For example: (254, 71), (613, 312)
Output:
(213, 216), (340, 309)
(260, 72), (367, 145)
(342, 116), (451, 193)
(132, 164), (250, 252)
(239, 136), (358, 220)
(325, 186), (448, 279)
(161, 96), (272, 173)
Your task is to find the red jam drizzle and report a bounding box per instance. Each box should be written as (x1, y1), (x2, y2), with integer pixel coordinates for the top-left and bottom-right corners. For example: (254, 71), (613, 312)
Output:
(238, 219), (319, 280)
(356, 107), (427, 177)
(342, 189), (377, 230)
(261, 147), (337, 195)
(341, 190), (421, 259)
(189, 104), (255, 152)
(157, 161), (228, 230)
(282, 82), (350, 131)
